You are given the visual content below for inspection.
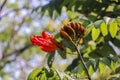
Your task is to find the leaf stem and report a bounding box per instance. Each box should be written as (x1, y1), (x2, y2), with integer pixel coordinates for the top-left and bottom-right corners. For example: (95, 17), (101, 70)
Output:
(71, 41), (91, 80)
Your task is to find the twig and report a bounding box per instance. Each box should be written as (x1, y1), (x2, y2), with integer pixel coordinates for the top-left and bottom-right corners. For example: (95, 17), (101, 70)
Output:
(71, 41), (91, 80)
(0, 0), (7, 15)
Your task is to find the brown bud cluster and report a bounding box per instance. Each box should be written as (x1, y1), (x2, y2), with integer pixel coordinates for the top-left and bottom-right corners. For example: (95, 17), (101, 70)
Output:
(60, 22), (86, 43)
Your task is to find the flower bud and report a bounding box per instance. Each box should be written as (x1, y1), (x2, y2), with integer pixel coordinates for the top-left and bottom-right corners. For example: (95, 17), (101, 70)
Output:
(63, 24), (75, 38)
(60, 22), (86, 43)
(60, 28), (72, 41)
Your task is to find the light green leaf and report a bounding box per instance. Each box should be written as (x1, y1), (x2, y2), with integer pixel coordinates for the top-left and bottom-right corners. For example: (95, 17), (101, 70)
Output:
(40, 72), (47, 80)
(88, 65), (94, 76)
(91, 27), (100, 41)
(99, 62), (106, 74)
(110, 61), (116, 72)
(85, 24), (94, 37)
(27, 68), (42, 80)
(109, 22), (118, 38)
(100, 22), (108, 36)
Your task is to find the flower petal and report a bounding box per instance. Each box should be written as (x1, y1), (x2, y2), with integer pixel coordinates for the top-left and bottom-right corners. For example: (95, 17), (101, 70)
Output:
(39, 46), (56, 52)
(30, 31), (60, 52)
(42, 31), (51, 39)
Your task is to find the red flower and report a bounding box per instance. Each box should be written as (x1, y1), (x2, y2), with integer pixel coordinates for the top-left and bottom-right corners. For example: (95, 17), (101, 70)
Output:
(30, 31), (62, 52)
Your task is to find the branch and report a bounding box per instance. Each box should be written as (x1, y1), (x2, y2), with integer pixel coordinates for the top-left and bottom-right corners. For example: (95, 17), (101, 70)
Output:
(0, 44), (32, 70)
(0, 7), (24, 20)
(2, 18), (25, 55)
(2, 44), (32, 59)
(0, 0), (7, 14)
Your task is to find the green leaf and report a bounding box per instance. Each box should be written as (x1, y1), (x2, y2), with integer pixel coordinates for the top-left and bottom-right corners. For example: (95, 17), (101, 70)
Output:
(88, 65), (94, 76)
(101, 58), (111, 67)
(110, 61), (116, 72)
(99, 62), (106, 73)
(85, 24), (94, 37)
(91, 27), (100, 41)
(112, 38), (120, 48)
(47, 52), (55, 68)
(57, 49), (66, 59)
(40, 72), (47, 80)
(63, 76), (69, 80)
(115, 65), (120, 74)
(27, 68), (42, 80)
(94, 20), (103, 28)
(65, 58), (79, 72)
(62, 40), (76, 52)
(72, 64), (84, 74)
(100, 22), (108, 36)
(90, 59), (99, 71)
(109, 22), (118, 38)
(81, 42), (97, 58)
(89, 43), (116, 58)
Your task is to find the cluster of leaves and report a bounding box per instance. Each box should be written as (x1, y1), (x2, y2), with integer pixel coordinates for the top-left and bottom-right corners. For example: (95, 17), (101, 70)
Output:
(83, 17), (120, 58)
(28, 17), (120, 79)
(41, 0), (120, 21)
(27, 67), (74, 80)
(27, 1), (120, 79)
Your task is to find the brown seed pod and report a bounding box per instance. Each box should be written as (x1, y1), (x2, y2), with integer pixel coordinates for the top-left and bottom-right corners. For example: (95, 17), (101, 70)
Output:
(63, 24), (75, 38)
(70, 22), (77, 30)
(60, 28), (72, 41)
(60, 22), (86, 42)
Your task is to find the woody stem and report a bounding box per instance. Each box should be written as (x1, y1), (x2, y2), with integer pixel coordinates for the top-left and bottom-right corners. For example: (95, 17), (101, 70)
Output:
(71, 41), (91, 80)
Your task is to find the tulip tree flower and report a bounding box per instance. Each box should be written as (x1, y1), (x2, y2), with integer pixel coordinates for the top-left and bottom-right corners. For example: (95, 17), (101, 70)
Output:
(30, 31), (63, 52)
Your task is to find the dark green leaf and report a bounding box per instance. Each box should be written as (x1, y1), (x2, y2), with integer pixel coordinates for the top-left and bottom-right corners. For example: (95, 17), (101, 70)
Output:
(101, 58), (111, 67)
(65, 58), (79, 72)
(47, 52), (55, 68)
(89, 43), (116, 58)
(112, 38), (120, 48)
(72, 64), (84, 74)
(115, 65), (120, 74)
(62, 40), (76, 52)
(57, 49), (66, 59)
